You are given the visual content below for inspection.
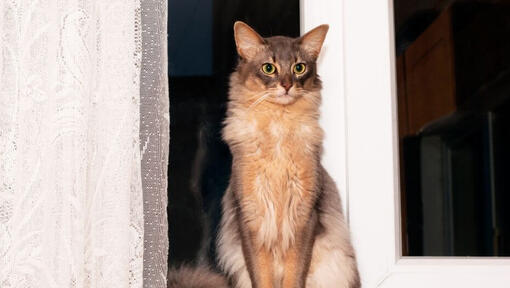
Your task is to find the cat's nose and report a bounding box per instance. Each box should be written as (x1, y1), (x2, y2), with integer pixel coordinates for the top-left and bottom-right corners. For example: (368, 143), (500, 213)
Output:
(281, 81), (292, 92)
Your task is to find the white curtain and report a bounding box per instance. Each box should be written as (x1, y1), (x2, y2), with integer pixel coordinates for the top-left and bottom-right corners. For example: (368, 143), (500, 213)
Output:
(0, 0), (169, 287)
(139, 0), (169, 287)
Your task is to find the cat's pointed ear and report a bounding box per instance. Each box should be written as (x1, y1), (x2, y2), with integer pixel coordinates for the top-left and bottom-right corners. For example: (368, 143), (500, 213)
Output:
(299, 24), (329, 59)
(234, 21), (265, 60)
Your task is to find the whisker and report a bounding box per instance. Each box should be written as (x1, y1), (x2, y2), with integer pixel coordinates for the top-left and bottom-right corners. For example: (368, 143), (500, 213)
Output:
(248, 93), (271, 110)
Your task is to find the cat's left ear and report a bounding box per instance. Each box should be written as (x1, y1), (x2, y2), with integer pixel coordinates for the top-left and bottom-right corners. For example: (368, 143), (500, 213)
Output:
(234, 21), (265, 60)
(299, 24), (329, 59)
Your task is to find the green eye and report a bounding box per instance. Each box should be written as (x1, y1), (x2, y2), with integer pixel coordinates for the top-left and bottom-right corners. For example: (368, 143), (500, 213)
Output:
(261, 63), (276, 75)
(293, 63), (306, 75)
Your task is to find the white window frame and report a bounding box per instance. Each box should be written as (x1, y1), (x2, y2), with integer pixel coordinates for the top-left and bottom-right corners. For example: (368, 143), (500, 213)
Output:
(302, 0), (510, 287)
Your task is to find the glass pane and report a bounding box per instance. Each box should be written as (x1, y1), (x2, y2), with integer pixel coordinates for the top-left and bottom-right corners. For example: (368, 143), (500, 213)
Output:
(167, 0), (300, 265)
(395, 1), (510, 256)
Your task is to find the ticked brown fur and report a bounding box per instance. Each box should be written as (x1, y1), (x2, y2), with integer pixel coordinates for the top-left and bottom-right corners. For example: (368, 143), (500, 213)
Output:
(217, 22), (360, 288)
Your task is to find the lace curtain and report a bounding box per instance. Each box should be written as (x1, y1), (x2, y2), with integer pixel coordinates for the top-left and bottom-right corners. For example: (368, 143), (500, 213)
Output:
(0, 0), (169, 287)
(140, 0), (169, 287)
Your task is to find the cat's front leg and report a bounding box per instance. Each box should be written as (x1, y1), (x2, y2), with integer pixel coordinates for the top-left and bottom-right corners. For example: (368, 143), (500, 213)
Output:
(282, 211), (317, 288)
(232, 175), (275, 288)
(282, 246), (301, 288)
(252, 247), (274, 288)
(237, 206), (275, 288)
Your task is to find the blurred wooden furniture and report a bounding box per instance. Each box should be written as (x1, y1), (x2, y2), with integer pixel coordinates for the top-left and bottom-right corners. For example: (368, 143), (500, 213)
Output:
(397, 2), (510, 256)
(397, 2), (510, 138)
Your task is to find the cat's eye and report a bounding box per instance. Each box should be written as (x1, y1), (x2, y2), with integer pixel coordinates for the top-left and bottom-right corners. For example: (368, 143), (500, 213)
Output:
(261, 63), (276, 75)
(293, 63), (306, 75)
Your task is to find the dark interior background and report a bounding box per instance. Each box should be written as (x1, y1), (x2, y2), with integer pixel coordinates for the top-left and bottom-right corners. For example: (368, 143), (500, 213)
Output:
(395, 0), (510, 256)
(168, 0), (510, 264)
(167, 0), (300, 267)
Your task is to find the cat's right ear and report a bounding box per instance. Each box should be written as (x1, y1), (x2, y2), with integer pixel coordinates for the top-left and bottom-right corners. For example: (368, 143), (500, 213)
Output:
(233, 21), (265, 60)
(299, 24), (329, 59)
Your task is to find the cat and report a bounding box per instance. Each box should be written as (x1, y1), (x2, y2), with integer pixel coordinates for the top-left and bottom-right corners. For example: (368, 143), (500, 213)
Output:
(167, 266), (229, 288)
(216, 22), (360, 288)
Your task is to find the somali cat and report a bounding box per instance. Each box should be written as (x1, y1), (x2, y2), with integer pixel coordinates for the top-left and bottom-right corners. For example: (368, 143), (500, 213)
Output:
(216, 22), (360, 288)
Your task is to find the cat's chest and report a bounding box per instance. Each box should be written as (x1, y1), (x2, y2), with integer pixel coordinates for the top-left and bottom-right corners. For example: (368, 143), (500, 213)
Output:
(238, 118), (319, 186)
(243, 119), (315, 158)
(238, 120), (319, 249)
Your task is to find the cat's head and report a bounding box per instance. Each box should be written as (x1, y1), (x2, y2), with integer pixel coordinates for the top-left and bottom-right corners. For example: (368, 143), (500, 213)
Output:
(231, 21), (328, 106)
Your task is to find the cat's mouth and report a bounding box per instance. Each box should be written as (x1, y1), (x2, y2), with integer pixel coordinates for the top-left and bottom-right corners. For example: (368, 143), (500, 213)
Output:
(268, 87), (299, 105)
(271, 94), (296, 105)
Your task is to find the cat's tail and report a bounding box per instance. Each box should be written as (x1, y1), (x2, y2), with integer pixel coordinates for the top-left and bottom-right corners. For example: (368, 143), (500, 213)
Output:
(167, 265), (229, 288)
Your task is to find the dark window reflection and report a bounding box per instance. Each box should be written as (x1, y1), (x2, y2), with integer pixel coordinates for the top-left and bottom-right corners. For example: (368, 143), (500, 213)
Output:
(168, 0), (300, 266)
(395, 1), (510, 256)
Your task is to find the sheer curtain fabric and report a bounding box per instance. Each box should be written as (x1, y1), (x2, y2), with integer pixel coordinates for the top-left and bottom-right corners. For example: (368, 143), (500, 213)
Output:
(0, 0), (169, 287)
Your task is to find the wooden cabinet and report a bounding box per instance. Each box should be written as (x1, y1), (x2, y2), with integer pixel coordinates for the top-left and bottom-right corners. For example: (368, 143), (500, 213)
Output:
(397, 2), (510, 256)
(402, 7), (456, 136)
(397, 2), (510, 138)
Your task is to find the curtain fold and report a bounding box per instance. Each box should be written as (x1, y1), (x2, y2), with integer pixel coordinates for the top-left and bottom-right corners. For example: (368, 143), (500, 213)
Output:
(140, 0), (169, 287)
(0, 0), (168, 286)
